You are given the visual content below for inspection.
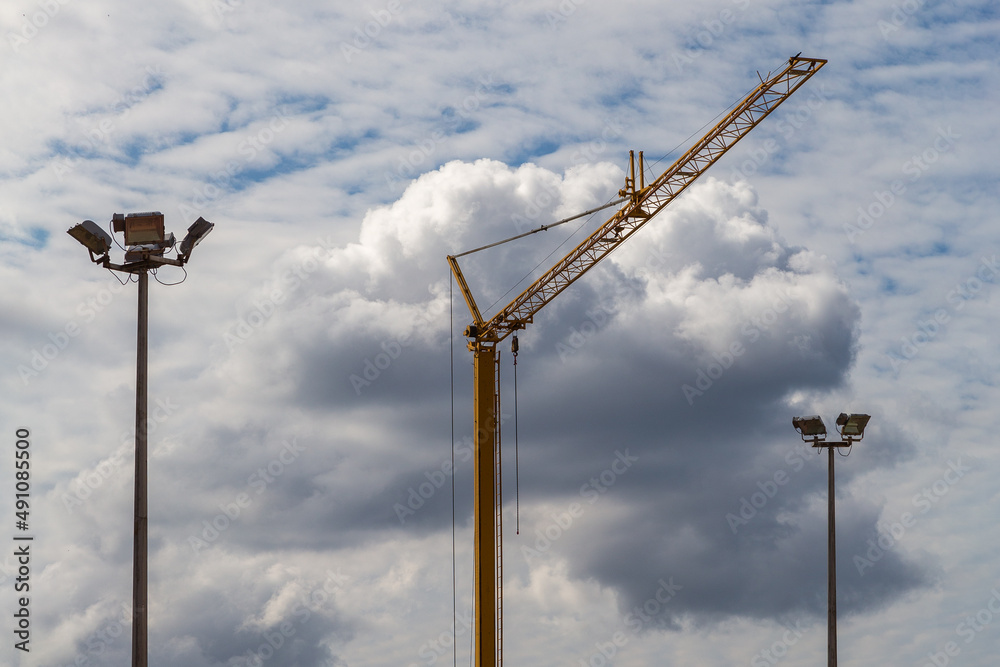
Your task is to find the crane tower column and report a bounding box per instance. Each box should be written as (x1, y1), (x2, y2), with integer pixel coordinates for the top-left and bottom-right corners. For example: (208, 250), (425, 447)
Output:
(472, 341), (499, 667)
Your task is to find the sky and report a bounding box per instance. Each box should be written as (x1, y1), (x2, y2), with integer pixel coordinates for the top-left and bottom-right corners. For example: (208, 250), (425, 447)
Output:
(0, 0), (998, 665)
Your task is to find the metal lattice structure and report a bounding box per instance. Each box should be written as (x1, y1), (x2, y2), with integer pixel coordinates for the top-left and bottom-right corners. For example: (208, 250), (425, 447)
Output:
(452, 55), (826, 347)
(448, 55), (826, 667)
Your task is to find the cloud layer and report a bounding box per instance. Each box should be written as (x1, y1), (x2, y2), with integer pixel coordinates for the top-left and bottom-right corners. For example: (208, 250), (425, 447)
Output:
(2, 1), (998, 665)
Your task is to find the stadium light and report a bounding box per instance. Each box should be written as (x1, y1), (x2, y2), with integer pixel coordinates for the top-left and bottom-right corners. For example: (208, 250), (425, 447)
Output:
(179, 217), (214, 260)
(69, 210), (213, 667)
(792, 415), (827, 440)
(113, 211), (165, 246)
(67, 220), (113, 259)
(791, 410), (872, 667)
(836, 413), (870, 440)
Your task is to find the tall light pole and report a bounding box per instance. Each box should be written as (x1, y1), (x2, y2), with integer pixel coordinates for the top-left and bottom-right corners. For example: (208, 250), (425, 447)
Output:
(792, 413), (870, 667)
(134, 266), (148, 665)
(68, 213), (214, 667)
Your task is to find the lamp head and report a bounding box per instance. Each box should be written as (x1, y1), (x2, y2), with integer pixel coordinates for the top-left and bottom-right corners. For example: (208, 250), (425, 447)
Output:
(115, 212), (165, 246)
(124, 232), (175, 263)
(67, 220), (113, 258)
(836, 413), (871, 440)
(179, 217), (214, 260)
(792, 415), (827, 439)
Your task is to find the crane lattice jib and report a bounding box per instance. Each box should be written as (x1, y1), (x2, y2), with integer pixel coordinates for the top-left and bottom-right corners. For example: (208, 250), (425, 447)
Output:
(476, 55), (825, 343)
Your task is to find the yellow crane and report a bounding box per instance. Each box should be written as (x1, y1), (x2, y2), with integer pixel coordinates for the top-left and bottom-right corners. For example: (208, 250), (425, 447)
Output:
(447, 54), (826, 667)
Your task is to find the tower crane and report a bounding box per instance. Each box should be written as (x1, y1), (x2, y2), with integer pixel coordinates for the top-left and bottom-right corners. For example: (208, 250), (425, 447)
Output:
(447, 55), (826, 667)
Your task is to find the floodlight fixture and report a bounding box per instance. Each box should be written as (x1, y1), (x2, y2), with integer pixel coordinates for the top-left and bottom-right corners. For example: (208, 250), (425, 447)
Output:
(792, 415), (827, 439)
(80, 211), (213, 270)
(178, 217), (214, 259)
(114, 211), (165, 246)
(836, 413), (870, 441)
(124, 232), (176, 263)
(67, 220), (113, 259)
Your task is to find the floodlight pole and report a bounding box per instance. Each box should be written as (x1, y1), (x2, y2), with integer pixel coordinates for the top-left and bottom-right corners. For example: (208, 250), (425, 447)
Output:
(809, 437), (849, 667)
(103, 257), (184, 667)
(133, 268), (149, 667)
(824, 442), (837, 667)
(69, 212), (212, 667)
(794, 414), (868, 667)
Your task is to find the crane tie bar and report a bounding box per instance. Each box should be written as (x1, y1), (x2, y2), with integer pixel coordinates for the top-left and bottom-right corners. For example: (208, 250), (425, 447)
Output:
(450, 198), (627, 259)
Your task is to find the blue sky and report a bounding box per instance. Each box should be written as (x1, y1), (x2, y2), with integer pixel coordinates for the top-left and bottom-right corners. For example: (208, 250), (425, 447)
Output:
(1, 1), (999, 665)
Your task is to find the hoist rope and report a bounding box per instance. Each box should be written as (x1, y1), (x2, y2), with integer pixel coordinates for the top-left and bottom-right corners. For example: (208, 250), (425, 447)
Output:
(449, 274), (458, 667)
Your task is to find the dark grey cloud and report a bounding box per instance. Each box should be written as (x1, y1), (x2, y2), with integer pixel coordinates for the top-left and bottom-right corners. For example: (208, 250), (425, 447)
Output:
(194, 162), (933, 633)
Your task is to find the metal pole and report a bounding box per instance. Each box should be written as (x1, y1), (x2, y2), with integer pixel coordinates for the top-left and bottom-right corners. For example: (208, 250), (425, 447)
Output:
(827, 444), (837, 667)
(132, 269), (148, 667)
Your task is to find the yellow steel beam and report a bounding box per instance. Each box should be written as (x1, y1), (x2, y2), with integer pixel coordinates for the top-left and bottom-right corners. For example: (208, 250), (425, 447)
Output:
(448, 254), (486, 331)
(472, 342), (498, 667)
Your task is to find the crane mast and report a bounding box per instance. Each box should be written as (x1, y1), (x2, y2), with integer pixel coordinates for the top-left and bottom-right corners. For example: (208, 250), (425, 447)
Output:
(448, 55), (826, 667)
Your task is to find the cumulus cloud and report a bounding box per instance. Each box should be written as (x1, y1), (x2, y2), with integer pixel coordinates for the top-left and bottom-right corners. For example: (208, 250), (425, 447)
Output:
(201, 160), (928, 633)
(7, 150), (938, 666)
